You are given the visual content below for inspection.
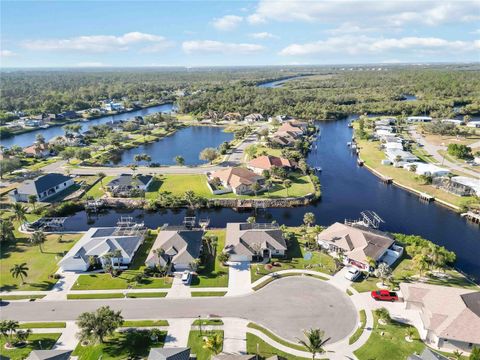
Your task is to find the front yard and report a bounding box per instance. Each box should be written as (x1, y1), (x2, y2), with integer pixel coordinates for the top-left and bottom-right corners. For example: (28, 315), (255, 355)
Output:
(191, 229), (229, 288)
(250, 231), (337, 283)
(188, 330), (224, 360)
(0, 333), (61, 360)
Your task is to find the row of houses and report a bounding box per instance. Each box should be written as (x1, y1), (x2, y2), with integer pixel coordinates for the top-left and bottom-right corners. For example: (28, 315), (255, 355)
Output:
(270, 120), (307, 147)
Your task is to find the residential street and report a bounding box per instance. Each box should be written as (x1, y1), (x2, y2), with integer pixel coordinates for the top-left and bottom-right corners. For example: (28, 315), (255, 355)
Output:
(0, 277), (357, 344)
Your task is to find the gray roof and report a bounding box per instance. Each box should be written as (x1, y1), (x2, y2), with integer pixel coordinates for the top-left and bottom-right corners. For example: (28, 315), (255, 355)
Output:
(148, 347), (191, 360)
(26, 350), (72, 360)
(107, 174), (152, 188)
(213, 355), (256, 360)
(146, 230), (204, 267)
(225, 223), (287, 257)
(16, 173), (73, 196)
(408, 348), (449, 360)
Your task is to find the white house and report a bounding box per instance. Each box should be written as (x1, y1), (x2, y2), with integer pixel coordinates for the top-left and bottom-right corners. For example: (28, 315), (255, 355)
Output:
(9, 173), (75, 202)
(466, 121), (480, 128)
(407, 116), (432, 122)
(403, 162), (450, 177)
(58, 225), (146, 271)
(386, 149), (419, 163)
(384, 142), (404, 151)
(104, 102), (124, 112)
(441, 119), (464, 126)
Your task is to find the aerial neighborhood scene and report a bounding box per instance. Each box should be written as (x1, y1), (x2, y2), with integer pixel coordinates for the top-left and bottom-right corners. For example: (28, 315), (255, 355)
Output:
(1, 1), (480, 360)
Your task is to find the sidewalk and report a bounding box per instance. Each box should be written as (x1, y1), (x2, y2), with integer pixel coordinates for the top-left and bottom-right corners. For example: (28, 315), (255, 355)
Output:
(52, 322), (79, 350)
(164, 319), (192, 347)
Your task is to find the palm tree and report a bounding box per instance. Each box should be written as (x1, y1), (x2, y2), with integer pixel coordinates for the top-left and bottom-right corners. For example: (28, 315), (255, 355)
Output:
(303, 212), (316, 227)
(97, 172), (106, 188)
(376, 262), (392, 286)
(0, 219), (16, 243)
(374, 307), (391, 325)
(174, 155), (185, 166)
(0, 320), (19, 347)
(10, 263), (29, 285)
(283, 179), (292, 196)
(28, 195), (38, 210)
(202, 333), (223, 355)
(30, 230), (46, 253)
(11, 203), (27, 223)
(297, 328), (329, 360)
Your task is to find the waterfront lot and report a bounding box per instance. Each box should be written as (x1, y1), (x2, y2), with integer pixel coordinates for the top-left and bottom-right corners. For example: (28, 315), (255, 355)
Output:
(146, 172), (315, 200)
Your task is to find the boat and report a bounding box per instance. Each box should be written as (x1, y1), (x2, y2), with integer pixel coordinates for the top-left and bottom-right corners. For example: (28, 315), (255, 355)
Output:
(315, 166), (322, 172)
(348, 122), (353, 128)
(347, 142), (351, 147)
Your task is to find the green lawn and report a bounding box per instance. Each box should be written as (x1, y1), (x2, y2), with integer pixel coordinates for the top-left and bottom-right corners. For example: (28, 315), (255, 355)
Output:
(146, 172), (315, 200)
(188, 330), (223, 360)
(83, 176), (115, 199)
(251, 232), (336, 283)
(71, 232), (173, 290)
(0, 225), (81, 291)
(122, 320), (169, 327)
(72, 330), (166, 360)
(191, 230), (229, 288)
(354, 314), (424, 360)
(247, 323), (306, 351)
(67, 293), (124, 299)
(191, 291), (227, 297)
(246, 333), (310, 360)
(19, 322), (66, 329)
(352, 257), (478, 293)
(192, 319), (224, 326)
(0, 294), (45, 300)
(349, 310), (367, 345)
(0, 333), (61, 360)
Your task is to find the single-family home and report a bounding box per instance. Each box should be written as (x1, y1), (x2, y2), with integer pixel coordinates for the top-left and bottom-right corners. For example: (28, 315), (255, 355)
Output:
(23, 143), (50, 158)
(213, 355), (256, 360)
(441, 119), (464, 126)
(384, 142), (404, 151)
(466, 121), (480, 128)
(9, 173), (75, 202)
(400, 283), (480, 353)
(59, 110), (78, 119)
(26, 350), (73, 360)
(375, 129), (396, 139)
(403, 162), (450, 177)
(275, 121), (304, 138)
(209, 167), (265, 195)
(224, 222), (287, 262)
(317, 222), (401, 270)
(104, 102), (125, 112)
(223, 112), (242, 122)
(244, 113), (264, 123)
(269, 134), (296, 147)
(58, 225), (146, 271)
(24, 118), (44, 128)
(375, 125), (394, 132)
(375, 118), (396, 126)
(386, 149), (419, 163)
(148, 347), (191, 360)
(449, 176), (480, 197)
(106, 174), (153, 197)
(145, 229), (204, 272)
(247, 155), (295, 174)
(407, 116), (433, 123)
(383, 135), (403, 144)
(408, 348), (449, 360)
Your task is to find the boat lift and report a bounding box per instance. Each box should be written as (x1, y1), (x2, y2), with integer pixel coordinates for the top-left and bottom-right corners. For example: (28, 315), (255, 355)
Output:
(345, 210), (384, 229)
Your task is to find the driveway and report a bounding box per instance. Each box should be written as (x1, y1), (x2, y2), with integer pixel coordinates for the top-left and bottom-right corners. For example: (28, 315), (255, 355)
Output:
(0, 277), (357, 344)
(226, 262), (253, 296)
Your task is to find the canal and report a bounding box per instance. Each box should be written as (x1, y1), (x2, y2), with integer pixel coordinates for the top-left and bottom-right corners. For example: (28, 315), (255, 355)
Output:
(2, 103), (175, 148)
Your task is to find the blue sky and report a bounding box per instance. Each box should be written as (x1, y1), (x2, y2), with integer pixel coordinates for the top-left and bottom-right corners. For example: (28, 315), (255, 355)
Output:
(1, 0), (479, 67)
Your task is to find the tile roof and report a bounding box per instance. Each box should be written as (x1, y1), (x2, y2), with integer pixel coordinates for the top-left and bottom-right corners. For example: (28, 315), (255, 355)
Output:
(211, 167), (263, 189)
(248, 155), (294, 171)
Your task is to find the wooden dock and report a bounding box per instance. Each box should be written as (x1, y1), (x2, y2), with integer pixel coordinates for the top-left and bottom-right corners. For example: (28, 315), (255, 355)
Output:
(419, 192), (434, 202)
(461, 212), (480, 224)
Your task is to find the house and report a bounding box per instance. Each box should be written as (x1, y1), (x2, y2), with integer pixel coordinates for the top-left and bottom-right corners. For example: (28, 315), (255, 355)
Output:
(449, 176), (480, 196)
(317, 222), (402, 270)
(270, 134), (296, 147)
(400, 283), (480, 352)
(407, 116), (433, 123)
(386, 149), (419, 163)
(375, 129), (395, 139)
(466, 121), (480, 128)
(209, 167), (265, 195)
(275, 121), (304, 137)
(23, 143), (50, 158)
(58, 224), (146, 271)
(145, 229), (204, 272)
(403, 162), (450, 177)
(223, 112), (242, 121)
(148, 347), (191, 360)
(24, 118), (44, 127)
(213, 355), (256, 360)
(224, 222), (287, 262)
(59, 110), (78, 119)
(26, 350), (72, 360)
(104, 102), (124, 112)
(441, 119), (463, 126)
(106, 174), (153, 197)
(375, 118), (396, 126)
(247, 155), (295, 174)
(244, 113), (264, 123)
(9, 173), (75, 202)
(383, 135), (403, 144)
(383, 142), (404, 151)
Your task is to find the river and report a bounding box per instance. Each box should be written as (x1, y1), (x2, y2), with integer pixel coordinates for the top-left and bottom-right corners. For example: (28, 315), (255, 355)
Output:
(1, 103), (175, 148)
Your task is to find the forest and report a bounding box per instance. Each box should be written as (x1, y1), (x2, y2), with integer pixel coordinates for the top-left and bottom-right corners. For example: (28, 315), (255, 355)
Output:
(1, 64), (479, 120)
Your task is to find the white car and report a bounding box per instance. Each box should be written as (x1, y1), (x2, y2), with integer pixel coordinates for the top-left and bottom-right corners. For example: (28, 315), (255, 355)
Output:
(181, 270), (192, 285)
(344, 267), (361, 281)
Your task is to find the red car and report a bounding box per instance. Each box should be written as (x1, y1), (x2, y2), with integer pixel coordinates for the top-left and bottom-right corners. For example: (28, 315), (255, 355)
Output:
(371, 290), (399, 302)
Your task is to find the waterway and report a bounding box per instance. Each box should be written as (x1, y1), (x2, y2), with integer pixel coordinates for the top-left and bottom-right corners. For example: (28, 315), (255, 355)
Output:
(1, 103), (175, 148)
(113, 126), (233, 166)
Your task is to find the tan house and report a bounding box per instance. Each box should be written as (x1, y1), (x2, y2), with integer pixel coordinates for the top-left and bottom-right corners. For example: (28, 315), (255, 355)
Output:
(274, 121), (305, 138)
(224, 222), (287, 262)
(400, 283), (480, 353)
(209, 167), (265, 195)
(317, 222), (400, 270)
(23, 143), (50, 158)
(247, 155), (294, 174)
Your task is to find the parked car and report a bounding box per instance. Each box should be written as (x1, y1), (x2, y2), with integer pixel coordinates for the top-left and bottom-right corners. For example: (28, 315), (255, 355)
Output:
(371, 290), (399, 302)
(181, 270), (192, 285)
(344, 267), (361, 281)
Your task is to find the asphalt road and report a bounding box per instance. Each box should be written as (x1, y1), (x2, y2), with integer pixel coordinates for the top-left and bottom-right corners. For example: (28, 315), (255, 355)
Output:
(0, 277), (357, 343)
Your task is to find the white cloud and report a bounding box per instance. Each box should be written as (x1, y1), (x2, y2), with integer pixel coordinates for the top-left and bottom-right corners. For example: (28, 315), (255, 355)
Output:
(22, 32), (172, 53)
(250, 32), (278, 39)
(182, 40), (264, 54)
(0, 50), (16, 57)
(327, 22), (379, 35)
(212, 15), (243, 31)
(279, 36), (480, 56)
(76, 62), (107, 67)
(248, 0), (480, 26)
